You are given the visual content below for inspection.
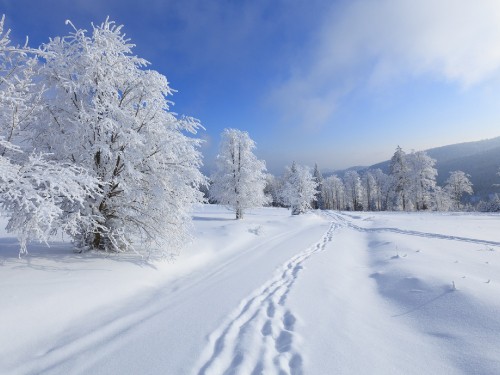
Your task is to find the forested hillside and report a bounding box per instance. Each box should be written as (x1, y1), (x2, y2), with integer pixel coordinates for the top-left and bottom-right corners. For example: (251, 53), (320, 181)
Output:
(368, 137), (500, 199)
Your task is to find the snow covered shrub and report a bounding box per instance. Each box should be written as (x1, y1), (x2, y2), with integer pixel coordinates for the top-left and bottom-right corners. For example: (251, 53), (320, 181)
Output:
(210, 129), (268, 219)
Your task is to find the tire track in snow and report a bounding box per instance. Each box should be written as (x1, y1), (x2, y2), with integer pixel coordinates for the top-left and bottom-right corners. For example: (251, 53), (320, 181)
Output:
(327, 212), (500, 248)
(193, 222), (337, 375)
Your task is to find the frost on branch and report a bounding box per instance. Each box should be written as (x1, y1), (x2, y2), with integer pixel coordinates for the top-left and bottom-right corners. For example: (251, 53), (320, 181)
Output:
(0, 149), (99, 255)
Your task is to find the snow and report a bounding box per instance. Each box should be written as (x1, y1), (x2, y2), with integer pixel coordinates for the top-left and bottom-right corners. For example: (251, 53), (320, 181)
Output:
(1, 206), (499, 374)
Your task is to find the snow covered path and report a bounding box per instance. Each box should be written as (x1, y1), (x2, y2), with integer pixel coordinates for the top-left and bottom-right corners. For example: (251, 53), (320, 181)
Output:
(1, 207), (500, 374)
(193, 222), (337, 375)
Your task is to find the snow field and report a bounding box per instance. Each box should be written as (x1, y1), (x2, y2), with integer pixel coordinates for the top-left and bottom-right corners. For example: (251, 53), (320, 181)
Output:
(312, 211), (500, 374)
(1, 206), (499, 374)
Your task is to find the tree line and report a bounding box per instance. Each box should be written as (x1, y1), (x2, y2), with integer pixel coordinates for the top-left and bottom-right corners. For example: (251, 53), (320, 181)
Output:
(208, 131), (491, 218)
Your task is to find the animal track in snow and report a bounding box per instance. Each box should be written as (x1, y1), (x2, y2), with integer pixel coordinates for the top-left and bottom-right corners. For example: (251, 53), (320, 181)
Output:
(193, 222), (337, 375)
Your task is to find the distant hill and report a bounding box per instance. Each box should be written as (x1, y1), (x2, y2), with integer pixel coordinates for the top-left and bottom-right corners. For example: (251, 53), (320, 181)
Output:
(341, 137), (500, 200)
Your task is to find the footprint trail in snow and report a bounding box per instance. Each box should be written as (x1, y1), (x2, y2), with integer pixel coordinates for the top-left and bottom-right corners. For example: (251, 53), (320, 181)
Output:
(193, 222), (337, 375)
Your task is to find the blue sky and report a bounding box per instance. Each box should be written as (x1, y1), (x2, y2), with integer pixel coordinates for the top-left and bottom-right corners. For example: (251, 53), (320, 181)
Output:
(2, 0), (500, 174)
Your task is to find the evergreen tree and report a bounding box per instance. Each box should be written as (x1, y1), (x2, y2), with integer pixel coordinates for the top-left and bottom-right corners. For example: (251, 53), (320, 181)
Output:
(312, 163), (324, 209)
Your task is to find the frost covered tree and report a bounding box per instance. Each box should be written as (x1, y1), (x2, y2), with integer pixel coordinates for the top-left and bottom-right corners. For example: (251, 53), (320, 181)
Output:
(407, 151), (437, 211)
(281, 162), (317, 215)
(433, 186), (452, 211)
(371, 169), (391, 211)
(477, 194), (500, 212)
(388, 148), (437, 211)
(0, 16), (99, 255)
(344, 170), (363, 211)
(445, 171), (473, 210)
(361, 170), (377, 211)
(264, 173), (283, 207)
(323, 175), (345, 210)
(390, 146), (411, 210)
(209, 129), (268, 219)
(312, 163), (324, 209)
(29, 19), (205, 253)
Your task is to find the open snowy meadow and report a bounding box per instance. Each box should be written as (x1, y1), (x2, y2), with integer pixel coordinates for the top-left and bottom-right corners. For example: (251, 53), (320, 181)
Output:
(1, 205), (500, 374)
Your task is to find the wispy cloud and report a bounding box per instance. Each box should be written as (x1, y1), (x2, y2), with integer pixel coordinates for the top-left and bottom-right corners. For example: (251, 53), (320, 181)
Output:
(270, 0), (500, 129)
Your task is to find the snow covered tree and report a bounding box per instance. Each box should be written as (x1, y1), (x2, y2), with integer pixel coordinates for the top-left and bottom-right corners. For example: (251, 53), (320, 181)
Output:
(323, 175), (345, 210)
(344, 170), (363, 211)
(477, 194), (500, 212)
(407, 151), (437, 211)
(209, 129), (268, 219)
(312, 163), (324, 209)
(445, 170), (473, 210)
(29, 19), (205, 254)
(390, 146), (411, 210)
(0, 16), (102, 256)
(264, 173), (283, 207)
(371, 169), (391, 211)
(433, 186), (452, 211)
(281, 162), (317, 215)
(361, 170), (376, 211)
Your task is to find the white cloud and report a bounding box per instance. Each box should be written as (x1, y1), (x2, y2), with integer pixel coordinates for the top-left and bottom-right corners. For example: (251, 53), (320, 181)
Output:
(271, 0), (500, 128)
